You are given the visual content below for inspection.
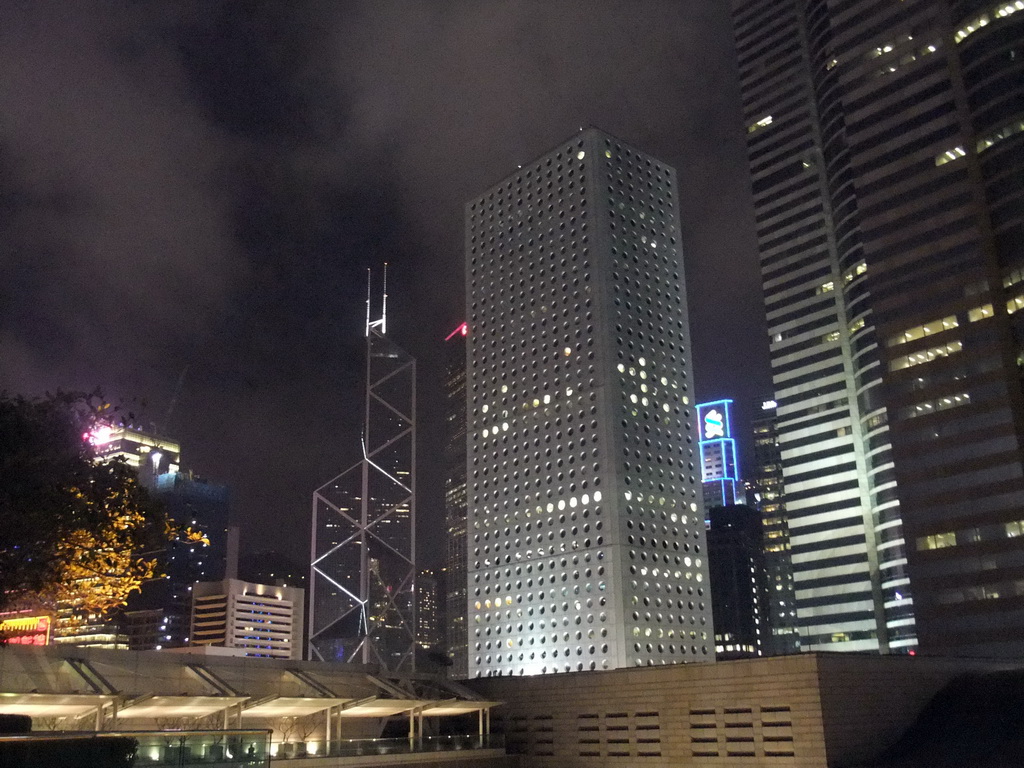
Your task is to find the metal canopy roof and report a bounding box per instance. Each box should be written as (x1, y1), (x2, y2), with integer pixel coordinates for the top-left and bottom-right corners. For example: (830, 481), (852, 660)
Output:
(422, 700), (502, 716)
(0, 692), (496, 722)
(337, 698), (423, 718)
(116, 695), (248, 719)
(240, 696), (352, 718)
(0, 646), (502, 727)
(0, 693), (115, 718)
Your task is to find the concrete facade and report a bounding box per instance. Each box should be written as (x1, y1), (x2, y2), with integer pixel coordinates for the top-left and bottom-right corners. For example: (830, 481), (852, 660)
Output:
(468, 652), (1017, 767)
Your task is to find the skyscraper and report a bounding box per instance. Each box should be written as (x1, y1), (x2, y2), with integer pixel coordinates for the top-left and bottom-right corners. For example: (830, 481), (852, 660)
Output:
(750, 400), (799, 655)
(57, 424), (186, 649)
(732, 0), (1024, 656)
(443, 322), (469, 678)
(706, 504), (768, 659)
(465, 128), (714, 677)
(417, 567), (443, 654)
(310, 276), (417, 670)
(122, 470), (230, 650)
(86, 424), (181, 487)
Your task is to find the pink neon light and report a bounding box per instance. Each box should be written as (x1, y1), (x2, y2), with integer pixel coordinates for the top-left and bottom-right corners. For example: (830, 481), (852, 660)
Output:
(86, 425), (115, 446)
(445, 322), (468, 341)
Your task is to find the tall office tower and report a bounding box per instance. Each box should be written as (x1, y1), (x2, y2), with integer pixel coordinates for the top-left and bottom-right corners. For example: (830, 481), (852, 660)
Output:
(443, 322), (470, 677)
(732, 0), (1024, 656)
(707, 505), (768, 659)
(311, 274), (417, 670)
(122, 471), (230, 650)
(697, 400), (741, 510)
(751, 400), (799, 655)
(417, 568), (443, 652)
(55, 424), (182, 648)
(190, 579), (304, 660)
(465, 128), (714, 677)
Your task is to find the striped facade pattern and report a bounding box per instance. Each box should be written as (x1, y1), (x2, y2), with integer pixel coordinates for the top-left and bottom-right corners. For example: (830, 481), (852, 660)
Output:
(732, 0), (1024, 656)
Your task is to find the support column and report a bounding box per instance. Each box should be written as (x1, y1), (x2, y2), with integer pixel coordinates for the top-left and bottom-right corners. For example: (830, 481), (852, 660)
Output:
(324, 706), (332, 755)
(478, 708), (483, 737)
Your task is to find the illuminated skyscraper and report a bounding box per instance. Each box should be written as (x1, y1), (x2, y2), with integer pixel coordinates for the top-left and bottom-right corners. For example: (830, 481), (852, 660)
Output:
(310, 272), (417, 670)
(87, 424), (180, 487)
(59, 425), (187, 649)
(417, 568), (443, 653)
(750, 400), (799, 656)
(733, 0), (1024, 655)
(465, 128), (714, 677)
(443, 322), (469, 678)
(123, 471), (230, 650)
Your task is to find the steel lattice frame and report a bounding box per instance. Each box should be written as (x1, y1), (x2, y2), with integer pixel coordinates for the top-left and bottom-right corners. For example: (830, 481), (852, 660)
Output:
(310, 321), (416, 671)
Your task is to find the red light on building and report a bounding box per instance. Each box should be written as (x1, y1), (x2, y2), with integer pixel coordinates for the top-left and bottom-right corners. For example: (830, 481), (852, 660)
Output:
(445, 322), (468, 341)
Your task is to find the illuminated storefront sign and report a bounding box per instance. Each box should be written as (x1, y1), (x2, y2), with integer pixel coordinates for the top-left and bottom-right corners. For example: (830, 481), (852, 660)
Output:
(0, 614), (52, 646)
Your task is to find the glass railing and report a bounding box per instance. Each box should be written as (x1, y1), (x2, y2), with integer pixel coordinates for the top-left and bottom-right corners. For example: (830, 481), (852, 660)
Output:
(0, 729), (270, 767)
(269, 733), (505, 759)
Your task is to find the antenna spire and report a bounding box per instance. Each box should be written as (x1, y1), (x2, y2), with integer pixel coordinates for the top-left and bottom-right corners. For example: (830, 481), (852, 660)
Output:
(382, 262), (389, 335)
(365, 268), (372, 337)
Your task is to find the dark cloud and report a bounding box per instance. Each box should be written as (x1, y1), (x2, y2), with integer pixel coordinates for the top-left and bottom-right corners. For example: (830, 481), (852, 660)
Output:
(0, 2), (241, 389)
(0, 1), (769, 565)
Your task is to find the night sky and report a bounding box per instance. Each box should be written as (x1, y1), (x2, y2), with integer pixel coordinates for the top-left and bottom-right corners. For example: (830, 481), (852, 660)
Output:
(0, 1), (770, 568)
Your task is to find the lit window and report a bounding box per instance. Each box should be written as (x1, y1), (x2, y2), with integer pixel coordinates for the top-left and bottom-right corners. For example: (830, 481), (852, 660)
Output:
(1004, 268), (1024, 288)
(977, 118), (1024, 155)
(747, 115), (773, 133)
(917, 532), (957, 550)
(888, 315), (958, 346)
(955, 13), (991, 43)
(968, 304), (993, 322)
(900, 392), (970, 419)
(935, 145), (967, 165)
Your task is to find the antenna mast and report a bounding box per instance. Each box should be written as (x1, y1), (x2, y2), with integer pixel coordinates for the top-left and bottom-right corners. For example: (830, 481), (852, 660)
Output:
(382, 262), (389, 335)
(365, 268), (372, 337)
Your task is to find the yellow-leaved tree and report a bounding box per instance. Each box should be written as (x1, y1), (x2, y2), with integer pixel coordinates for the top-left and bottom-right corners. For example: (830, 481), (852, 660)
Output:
(0, 392), (204, 624)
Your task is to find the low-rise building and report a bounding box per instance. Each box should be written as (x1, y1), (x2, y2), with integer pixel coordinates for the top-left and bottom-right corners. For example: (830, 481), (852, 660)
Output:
(190, 579), (304, 660)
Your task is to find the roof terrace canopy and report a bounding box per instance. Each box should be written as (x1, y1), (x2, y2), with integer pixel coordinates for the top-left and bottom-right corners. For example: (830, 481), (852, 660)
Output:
(240, 696), (351, 718)
(0, 693), (115, 719)
(0, 645), (501, 727)
(116, 695), (249, 719)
